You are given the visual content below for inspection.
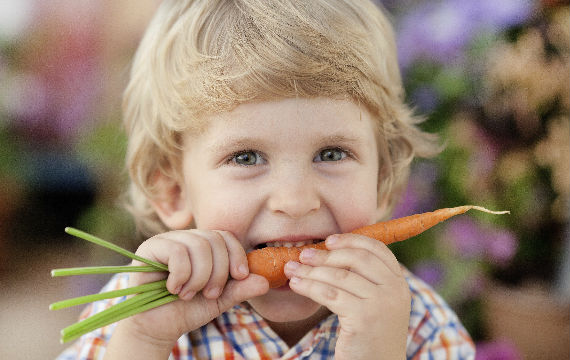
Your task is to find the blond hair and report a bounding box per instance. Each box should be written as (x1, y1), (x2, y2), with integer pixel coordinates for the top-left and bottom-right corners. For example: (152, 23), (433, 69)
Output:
(123, 0), (440, 236)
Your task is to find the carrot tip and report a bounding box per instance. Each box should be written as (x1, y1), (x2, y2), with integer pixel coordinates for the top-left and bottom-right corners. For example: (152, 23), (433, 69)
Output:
(469, 206), (510, 215)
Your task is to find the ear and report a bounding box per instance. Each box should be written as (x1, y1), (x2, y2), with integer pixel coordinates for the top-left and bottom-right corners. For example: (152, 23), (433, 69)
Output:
(149, 171), (194, 230)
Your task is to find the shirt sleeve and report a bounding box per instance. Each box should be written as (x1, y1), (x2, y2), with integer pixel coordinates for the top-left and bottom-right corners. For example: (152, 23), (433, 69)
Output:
(403, 268), (476, 360)
(55, 273), (130, 360)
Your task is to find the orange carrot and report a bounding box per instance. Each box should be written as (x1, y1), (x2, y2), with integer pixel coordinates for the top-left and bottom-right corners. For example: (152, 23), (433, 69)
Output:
(247, 205), (508, 288)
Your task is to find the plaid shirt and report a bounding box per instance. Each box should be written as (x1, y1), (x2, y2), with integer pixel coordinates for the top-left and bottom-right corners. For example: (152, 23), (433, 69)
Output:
(57, 268), (475, 359)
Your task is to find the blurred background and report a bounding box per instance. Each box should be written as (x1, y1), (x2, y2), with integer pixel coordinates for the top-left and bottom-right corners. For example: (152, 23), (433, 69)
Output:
(0, 0), (568, 359)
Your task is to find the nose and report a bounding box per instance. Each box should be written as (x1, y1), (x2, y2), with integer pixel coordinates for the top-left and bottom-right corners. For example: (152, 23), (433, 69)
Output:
(267, 166), (321, 219)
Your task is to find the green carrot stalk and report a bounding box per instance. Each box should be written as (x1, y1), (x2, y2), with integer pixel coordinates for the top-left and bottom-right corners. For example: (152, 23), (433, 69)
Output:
(64, 227), (168, 271)
(49, 280), (167, 310)
(61, 290), (178, 343)
(51, 265), (163, 277)
(53, 228), (178, 344)
(61, 289), (168, 342)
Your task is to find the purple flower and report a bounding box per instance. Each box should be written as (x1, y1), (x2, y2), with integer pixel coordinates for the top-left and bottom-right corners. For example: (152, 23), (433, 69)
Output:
(485, 229), (518, 266)
(443, 217), (518, 266)
(444, 218), (487, 259)
(476, 340), (522, 360)
(457, 0), (534, 31)
(413, 261), (445, 287)
(397, 2), (474, 68)
(395, 0), (533, 69)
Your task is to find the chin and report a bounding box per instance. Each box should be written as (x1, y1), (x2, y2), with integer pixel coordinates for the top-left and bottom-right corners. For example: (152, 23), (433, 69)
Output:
(246, 284), (324, 322)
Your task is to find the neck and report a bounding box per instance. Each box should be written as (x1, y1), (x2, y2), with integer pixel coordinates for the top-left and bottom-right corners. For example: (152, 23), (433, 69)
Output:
(266, 306), (332, 347)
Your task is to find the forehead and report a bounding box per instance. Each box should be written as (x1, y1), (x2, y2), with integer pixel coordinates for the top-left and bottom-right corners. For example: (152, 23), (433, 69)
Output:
(187, 97), (379, 147)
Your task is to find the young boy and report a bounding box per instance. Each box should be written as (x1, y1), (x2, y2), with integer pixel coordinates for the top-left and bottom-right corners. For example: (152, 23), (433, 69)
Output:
(58, 0), (475, 359)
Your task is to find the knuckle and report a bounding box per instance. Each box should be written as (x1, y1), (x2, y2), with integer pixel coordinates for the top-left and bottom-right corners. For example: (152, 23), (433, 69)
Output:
(209, 230), (226, 246)
(323, 286), (339, 301)
(351, 248), (374, 264)
(171, 241), (188, 255)
(193, 236), (211, 252)
(214, 230), (233, 242)
(193, 229), (224, 247)
(370, 240), (387, 254)
(189, 274), (210, 291)
(335, 268), (350, 281)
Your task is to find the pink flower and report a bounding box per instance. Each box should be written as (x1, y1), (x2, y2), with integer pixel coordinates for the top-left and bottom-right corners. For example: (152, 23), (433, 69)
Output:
(476, 339), (522, 360)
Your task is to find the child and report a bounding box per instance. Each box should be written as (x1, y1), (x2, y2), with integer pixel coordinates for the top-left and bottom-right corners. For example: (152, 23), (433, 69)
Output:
(58, 0), (475, 359)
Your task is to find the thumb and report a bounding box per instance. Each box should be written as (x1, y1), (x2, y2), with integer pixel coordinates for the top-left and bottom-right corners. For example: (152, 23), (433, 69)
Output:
(216, 274), (269, 311)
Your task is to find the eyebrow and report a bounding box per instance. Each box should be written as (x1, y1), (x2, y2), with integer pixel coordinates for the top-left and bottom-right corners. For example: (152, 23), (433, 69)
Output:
(206, 133), (365, 156)
(314, 134), (362, 147)
(207, 137), (270, 155)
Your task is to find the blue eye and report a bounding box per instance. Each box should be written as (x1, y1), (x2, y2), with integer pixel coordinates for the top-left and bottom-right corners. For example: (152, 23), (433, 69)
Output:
(233, 151), (262, 165)
(315, 148), (347, 162)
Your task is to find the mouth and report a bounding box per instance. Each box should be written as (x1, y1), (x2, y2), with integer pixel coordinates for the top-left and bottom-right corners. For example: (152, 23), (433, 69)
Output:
(252, 239), (324, 251)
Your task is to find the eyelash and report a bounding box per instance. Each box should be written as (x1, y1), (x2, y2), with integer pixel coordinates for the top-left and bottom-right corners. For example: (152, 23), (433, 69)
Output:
(226, 150), (265, 166)
(224, 146), (354, 166)
(314, 147), (352, 162)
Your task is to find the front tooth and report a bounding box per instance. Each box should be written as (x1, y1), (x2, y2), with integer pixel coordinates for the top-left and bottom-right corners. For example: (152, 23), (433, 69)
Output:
(265, 240), (316, 248)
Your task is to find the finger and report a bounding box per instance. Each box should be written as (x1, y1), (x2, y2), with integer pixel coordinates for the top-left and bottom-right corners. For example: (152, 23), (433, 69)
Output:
(177, 234), (213, 299)
(284, 261), (375, 298)
(214, 274), (269, 312)
(192, 230), (229, 299)
(214, 230), (249, 280)
(288, 275), (358, 315)
(177, 275), (269, 331)
(134, 235), (192, 294)
(325, 233), (403, 276)
(298, 247), (392, 286)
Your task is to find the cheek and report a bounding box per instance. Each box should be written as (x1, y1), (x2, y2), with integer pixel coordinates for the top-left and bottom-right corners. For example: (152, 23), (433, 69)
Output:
(190, 181), (256, 236)
(332, 173), (379, 232)
(336, 196), (378, 233)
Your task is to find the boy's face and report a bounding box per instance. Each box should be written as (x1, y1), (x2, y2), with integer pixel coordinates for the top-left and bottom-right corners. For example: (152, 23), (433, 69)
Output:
(180, 97), (383, 323)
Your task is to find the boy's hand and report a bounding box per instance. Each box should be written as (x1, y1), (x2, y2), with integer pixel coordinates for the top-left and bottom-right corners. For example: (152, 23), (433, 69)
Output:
(284, 234), (411, 360)
(106, 230), (269, 355)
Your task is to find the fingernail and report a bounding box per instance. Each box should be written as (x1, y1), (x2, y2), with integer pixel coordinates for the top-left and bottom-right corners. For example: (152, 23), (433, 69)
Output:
(289, 276), (301, 285)
(300, 248), (316, 260)
(285, 261), (300, 271)
(173, 285), (182, 294)
(326, 235), (338, 246)
(238, 264), (249, 276)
